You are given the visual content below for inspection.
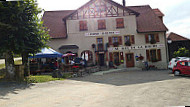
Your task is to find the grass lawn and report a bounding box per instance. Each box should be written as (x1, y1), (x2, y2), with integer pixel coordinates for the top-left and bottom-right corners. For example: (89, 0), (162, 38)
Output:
(25, 75), (68, 83)
(0, 60), (22, 69)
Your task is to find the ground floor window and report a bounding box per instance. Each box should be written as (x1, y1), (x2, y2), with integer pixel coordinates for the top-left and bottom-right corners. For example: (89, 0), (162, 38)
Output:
(109, 52), (124, 65)
(81, 50), (93, 62)
(146, 49), (161, 62)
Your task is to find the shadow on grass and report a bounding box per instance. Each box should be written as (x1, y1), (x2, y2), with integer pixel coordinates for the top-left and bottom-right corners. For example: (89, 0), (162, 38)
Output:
(70, 70), (188, 86)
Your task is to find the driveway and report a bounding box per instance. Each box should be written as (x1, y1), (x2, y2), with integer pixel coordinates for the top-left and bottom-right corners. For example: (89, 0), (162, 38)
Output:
(0, 70), (190, 107)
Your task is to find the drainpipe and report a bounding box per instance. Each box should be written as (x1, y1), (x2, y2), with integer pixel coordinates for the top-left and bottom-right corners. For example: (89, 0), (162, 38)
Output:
(164, 32), (169, 69)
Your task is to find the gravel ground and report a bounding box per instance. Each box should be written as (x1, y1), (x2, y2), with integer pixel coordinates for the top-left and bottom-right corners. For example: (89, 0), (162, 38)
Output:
(0, 70), (190, 107)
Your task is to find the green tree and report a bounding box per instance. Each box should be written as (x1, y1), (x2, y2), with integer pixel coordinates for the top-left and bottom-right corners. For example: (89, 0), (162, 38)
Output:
(173, 47), (190, 58)
(0, 0), (49, 80)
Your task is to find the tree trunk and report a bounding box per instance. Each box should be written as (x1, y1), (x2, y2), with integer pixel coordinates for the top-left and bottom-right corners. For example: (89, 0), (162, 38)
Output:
(5, 51), (15, 80)
(22, 53), (30, 77)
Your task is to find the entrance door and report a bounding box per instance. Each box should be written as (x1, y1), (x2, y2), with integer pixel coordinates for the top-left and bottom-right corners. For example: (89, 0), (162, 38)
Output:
(125, 53), (134, 67)
(99, 54), (104, 66)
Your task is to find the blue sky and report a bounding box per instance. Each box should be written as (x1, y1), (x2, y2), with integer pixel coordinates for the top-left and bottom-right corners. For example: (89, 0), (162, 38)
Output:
(38, 0), (190, 39)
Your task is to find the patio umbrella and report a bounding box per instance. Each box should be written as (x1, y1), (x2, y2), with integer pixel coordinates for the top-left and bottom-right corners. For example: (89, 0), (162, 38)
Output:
(62, 53), (76, 57)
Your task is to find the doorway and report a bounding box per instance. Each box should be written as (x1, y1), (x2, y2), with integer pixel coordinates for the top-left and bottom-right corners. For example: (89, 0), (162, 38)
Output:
(125, 53), (134, 67)
(99, 54), (104, 66)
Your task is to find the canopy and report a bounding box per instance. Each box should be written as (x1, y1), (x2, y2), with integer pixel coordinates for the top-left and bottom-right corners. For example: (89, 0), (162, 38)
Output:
(62, 53), (76, 57)
(29, 48), (63, 58)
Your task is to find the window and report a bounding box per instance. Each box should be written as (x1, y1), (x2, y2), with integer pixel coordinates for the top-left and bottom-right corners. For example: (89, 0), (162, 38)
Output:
(145, 34), (159, 43)
(146, 49), (161, 62)
(116, 18), (124, 28)
(81, 50), (93, 62)
(97, 38), (104, 51)
(79, 20), (88, 31)
(97, 38), (103, 44)
(112, 37), (118, 43)
(178, 43), (183, 48)
(124, 35), (135, 46)
(108, 36), (122, 46)
(98, 19), (106, 30)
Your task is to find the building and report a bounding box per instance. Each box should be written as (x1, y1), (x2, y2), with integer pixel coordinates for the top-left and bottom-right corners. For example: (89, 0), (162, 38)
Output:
(42, 0), (168, 69)
(167, 32), (190, 60)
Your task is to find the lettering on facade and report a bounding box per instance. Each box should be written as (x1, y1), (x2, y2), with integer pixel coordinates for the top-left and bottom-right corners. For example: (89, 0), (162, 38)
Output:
(85, 31), (120, 36)
(108, 44), (165, 51)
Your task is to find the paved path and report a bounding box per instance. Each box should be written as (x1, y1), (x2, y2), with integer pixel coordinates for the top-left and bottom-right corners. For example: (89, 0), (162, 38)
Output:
(0, 58), (22, 64)
(0, 70), (190, 107)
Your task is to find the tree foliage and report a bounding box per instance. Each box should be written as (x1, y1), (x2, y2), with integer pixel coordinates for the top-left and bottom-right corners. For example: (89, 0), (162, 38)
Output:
(0, 0), (49, 55)
(173, 47), (190, 58)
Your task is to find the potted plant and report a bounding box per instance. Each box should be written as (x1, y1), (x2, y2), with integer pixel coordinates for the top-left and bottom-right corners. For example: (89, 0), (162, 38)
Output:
(92, 44), (95, 48)
(113, 42), (119, 47)
(125, 40), (131, 46)
(150, 38), (156, 44)
(139, 56), (144, 60)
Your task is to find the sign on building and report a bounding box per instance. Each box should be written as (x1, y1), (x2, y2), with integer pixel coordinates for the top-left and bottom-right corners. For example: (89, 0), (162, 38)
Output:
(85, 31), (120, 36)
(108, 44), (165, 51)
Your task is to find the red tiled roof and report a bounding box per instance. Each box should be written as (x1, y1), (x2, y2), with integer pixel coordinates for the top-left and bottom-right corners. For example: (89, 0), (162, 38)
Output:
(153, 8), (164, 17)
(167, 32), (189, 41)
(128, 5), (168, 33)
(42, 10), (74, 38)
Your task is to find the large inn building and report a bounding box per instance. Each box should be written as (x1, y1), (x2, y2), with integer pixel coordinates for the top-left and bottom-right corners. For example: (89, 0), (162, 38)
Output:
(43, 0), (168, 69)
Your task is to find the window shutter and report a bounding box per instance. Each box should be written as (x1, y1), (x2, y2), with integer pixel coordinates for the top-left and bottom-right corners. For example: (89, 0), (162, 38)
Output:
(131, 35), (135, 44)
(145, 34), (149, 43)
(79, 21), (83, 31)
(108, 37), (112, 45)
(103, 20), (106, 29)
(119, 36), (122, 45)
(157, 49), (161, 61)
(84, 21), (87, 30)
(109, 52), (113, 62)
(146, 50), (150, 61)
(155, 34), (159, 42)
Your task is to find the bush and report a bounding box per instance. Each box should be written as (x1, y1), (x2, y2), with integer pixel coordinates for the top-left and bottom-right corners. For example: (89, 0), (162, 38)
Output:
(173, 47), (190, 58)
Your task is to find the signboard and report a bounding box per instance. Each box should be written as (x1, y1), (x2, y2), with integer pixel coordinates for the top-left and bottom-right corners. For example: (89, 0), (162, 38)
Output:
(85, 31), (120, 36)
(108, 44), (165, 51)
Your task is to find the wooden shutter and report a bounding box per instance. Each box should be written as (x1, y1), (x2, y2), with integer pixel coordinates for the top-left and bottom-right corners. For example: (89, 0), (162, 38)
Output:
(79, 21), (83, 31)
(102, 20), (106, 29)
(116, 18), (124, 28)
(83, 21), (87, 30)
(108, 37), (112, 45)
(119, 36), (122, 45)
(145, 34), (149, 43)
(146, 50), (150, 61)
(155, 34), (159, 42)
(157, 49), (161, 61)
(120, 52), (124, 63)
(131, 35), (135, 44)
(109, 52), (113, 62)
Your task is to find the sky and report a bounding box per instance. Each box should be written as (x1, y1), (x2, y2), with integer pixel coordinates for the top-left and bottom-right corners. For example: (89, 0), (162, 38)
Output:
(37, 0), (190, 39)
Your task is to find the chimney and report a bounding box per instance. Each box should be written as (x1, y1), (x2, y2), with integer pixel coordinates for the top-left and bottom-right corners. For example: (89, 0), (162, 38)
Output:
(122, 0), (126, 7)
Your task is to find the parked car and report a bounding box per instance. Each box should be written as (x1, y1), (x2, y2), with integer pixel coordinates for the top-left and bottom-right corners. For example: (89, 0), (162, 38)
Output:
(172, 60), (190, 76)
(168, 57), (190, 70)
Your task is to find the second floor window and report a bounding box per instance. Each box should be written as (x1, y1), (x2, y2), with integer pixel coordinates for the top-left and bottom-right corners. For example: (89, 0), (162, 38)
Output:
(97, 38), (103, 44)
(116, 18), (124, 28)
(97, 38), (103, 51)
(124, 35), (135, 46)
(108, 36), (122, 47)
(98, 19), (106, 30)
(145, 34), (159, 44)
(79, 20), (88, 31)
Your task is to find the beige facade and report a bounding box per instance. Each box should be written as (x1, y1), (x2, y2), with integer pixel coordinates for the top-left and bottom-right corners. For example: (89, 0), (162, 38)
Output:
(45, 0), (168, 69)
(48, 16), (167, 69)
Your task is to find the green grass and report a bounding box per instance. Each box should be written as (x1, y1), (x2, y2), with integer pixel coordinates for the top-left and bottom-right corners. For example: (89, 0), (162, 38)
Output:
(25, 75), (66, 83)
(0, 60), (22, 69)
